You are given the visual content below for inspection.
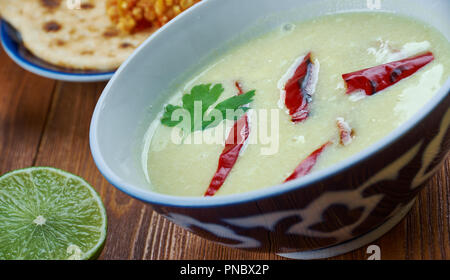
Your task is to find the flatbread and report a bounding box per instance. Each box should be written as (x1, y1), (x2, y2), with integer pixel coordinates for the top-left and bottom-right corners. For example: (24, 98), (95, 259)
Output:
(0, 0), (155, 70)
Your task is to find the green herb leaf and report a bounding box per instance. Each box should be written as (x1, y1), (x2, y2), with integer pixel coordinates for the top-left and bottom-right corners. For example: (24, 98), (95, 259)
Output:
(161, 104), (183, 127)
(161, 83), (255, 132)
(182, 84), (223, 116)
(214, 90), (255, 120)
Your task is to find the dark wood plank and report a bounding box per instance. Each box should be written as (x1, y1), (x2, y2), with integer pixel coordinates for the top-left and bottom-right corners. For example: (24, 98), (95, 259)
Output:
(0, 49), (55, 174)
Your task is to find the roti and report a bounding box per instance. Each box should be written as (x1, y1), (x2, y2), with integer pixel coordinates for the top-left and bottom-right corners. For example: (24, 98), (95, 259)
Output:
(0, 0), (155, 71)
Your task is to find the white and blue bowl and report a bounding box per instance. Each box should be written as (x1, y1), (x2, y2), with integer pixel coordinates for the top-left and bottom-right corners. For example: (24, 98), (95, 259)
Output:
(89, 0), (450, 259)
(0, 21), (114, 82)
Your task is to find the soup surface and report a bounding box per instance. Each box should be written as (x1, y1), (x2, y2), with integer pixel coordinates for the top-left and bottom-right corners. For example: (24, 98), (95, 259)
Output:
(144, 12), (450, 197)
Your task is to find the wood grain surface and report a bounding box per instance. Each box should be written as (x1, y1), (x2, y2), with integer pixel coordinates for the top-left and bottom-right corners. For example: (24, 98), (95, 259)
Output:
(0, 48), (449, 260)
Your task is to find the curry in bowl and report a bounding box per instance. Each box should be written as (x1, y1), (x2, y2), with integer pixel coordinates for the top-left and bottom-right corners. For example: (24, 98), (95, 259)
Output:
(143, 12), (450, 197)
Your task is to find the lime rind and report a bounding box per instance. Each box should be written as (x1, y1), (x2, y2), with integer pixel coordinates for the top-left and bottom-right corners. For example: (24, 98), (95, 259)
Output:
(0, 167), (107, 260)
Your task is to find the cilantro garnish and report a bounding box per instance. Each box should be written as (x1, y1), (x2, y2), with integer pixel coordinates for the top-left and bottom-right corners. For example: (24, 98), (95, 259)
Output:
(161, 83), (255, 132)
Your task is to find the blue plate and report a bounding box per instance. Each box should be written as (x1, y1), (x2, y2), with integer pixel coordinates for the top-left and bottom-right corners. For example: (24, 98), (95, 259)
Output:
(0, 20), (115, 82)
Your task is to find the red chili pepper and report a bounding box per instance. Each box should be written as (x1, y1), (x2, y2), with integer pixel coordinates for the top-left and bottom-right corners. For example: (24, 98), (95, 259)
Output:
(283, 52), (317, 123)
(284, 142), (331, 183)
(204, 82), (251, 197)
(342, 52), (434, 96)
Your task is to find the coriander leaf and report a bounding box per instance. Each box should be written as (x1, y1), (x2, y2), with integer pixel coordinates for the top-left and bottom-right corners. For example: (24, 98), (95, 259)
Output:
(160, 83), (255, 133)
(202, 90), (254, 130)
(161, 104), (183, 127)
(202, 107), (249, 130)
(213, 90), (255, 120)
(180, 84), (224, 131)
(182, 84), (223, 117)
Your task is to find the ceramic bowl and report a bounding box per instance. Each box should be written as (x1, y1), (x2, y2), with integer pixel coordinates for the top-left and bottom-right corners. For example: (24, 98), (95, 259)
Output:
(90, 0), (450, 259)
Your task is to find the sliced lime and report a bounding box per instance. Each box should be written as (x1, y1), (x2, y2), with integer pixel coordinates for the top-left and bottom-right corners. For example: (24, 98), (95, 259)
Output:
(0, 167), (107, 260)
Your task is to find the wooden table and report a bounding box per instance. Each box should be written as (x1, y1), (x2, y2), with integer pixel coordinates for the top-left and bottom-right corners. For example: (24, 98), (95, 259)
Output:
(0, 48), (449, 260)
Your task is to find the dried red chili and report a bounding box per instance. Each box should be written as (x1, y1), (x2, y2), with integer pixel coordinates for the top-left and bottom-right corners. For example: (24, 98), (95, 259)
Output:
(204, 82), (251, 196)
(342, 52), (434, 96)
(284, 142), (331, 182)
(283, 52), (318, 123)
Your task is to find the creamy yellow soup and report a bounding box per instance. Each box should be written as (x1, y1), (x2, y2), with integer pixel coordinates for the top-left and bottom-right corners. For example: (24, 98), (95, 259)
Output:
(144, 12), (450, 197)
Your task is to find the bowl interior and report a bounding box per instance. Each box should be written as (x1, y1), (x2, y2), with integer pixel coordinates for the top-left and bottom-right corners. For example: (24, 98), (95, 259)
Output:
(90, 0), (450, 205)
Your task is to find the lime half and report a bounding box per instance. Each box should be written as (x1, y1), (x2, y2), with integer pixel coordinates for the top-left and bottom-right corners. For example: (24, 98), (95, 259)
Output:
(0, 167), (107, 260)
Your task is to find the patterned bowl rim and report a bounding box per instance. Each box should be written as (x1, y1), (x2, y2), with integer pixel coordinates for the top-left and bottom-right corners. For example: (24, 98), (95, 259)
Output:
(0, 21), (115, 82)
(90, 0), (450, 208)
